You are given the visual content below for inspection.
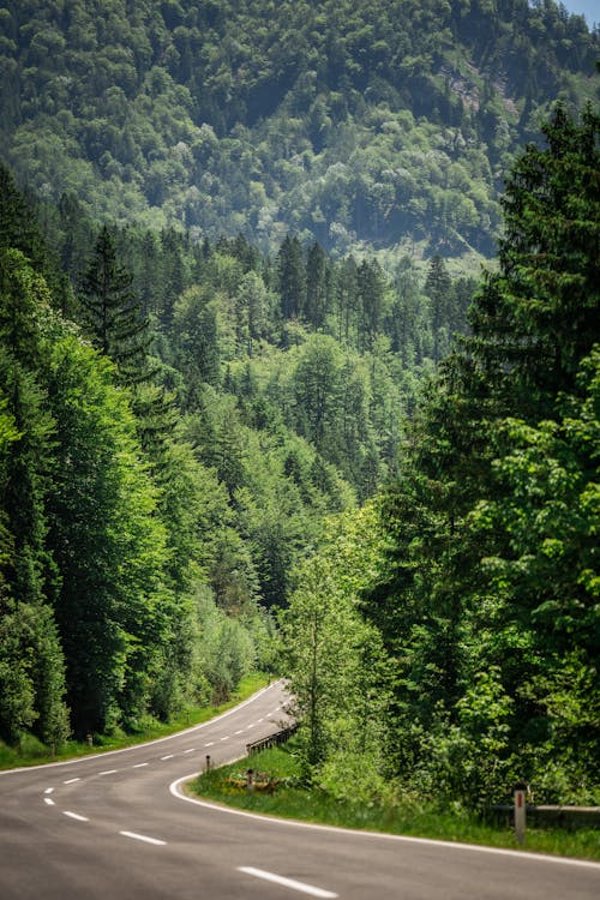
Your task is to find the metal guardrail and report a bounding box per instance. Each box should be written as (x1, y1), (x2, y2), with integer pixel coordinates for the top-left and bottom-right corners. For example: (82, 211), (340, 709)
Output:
(491, 804), (600, 830)
(246, 723), (298, 756)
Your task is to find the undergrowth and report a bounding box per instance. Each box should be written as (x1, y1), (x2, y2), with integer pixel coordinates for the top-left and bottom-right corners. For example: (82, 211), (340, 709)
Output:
(191, 742), (600, 862)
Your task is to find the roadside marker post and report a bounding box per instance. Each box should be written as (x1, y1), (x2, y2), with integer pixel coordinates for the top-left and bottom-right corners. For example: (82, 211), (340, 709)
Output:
(514, 781), (527, 844)
(205, 754), (211, 773)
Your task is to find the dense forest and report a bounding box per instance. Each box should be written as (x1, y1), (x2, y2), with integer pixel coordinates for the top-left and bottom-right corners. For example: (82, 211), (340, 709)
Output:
(0, 153), (475, 745)
(284, 103), (600, 807)
(0, 0), (597, 259)
(0, 0), (598, 817)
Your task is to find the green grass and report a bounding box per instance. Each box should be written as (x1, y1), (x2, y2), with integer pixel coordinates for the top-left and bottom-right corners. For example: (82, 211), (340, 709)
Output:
(190, 743), (600, 863)
(0, 672), (270, 770)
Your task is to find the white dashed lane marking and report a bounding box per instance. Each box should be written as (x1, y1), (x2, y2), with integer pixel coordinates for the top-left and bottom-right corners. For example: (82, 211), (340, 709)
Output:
(44, 797), (55, 806)
(99, 770), (118, 776)
(63, 811), (89, 822)
(132, 763), (148, 769)
(44, 788), (54, 794)
(160, 755), (174, 760)
(237, 867), (338, 898)
(119, 831), (166, 846)
(183, 748), (195, 754)
(63, 777), (80, 784)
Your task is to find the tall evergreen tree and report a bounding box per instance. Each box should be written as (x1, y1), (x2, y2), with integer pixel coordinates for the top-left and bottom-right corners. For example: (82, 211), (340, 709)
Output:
(305, 241), (329, 329)
(471, 103), (600, 417)
(277, 235), (305, 327)
(424, 255), (451, 362)
(366, 103), (600, 805)
(80, 226), (150, 384)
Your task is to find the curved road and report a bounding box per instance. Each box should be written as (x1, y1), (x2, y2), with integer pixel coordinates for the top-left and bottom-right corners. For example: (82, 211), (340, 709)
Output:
(1, 680), (599, 900)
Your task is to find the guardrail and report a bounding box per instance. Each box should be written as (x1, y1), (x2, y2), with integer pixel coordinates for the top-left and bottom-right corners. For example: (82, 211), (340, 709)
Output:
(246, 723), (298, 756)
(491, 804), (600, 830)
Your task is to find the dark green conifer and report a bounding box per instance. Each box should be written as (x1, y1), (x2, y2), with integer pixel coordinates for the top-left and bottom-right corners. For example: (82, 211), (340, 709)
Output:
(81, 226), (151, 384)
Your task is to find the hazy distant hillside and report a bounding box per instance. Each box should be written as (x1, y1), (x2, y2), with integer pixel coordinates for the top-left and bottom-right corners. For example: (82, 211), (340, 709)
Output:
(0, 0), (597, 258)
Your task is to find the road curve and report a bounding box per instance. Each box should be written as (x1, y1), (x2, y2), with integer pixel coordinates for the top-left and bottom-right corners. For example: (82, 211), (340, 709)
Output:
(0, 680), (598, 900)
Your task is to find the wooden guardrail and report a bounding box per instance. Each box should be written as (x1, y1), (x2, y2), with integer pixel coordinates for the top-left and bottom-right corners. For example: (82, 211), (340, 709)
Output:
(246, 723), (298, 756)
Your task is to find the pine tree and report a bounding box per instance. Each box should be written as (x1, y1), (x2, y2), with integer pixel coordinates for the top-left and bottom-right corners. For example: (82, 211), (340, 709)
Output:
(357, 259), (385, 351)
(471, 103), (600, 417)
(277, 235), (305, 326)
(424, 255), (451, 362)
(80, 226), (151, 384)
(305, 241), (328, 329)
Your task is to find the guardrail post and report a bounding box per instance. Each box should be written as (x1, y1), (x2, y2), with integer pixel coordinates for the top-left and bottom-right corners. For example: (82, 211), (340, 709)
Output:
(514, 781), (527, 844)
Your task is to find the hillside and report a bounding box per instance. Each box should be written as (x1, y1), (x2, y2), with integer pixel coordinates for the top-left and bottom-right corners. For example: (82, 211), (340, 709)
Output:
(0, 159), (475, 742)
(0, 0), (597, 260)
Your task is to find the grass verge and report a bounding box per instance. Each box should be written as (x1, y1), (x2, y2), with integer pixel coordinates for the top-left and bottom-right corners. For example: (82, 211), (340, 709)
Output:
(190, 742), (600, 863)
(0, 672), (270, 770)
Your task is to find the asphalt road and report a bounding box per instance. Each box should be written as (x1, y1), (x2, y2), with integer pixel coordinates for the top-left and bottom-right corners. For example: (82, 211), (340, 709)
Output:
(1, 679), (599, 900)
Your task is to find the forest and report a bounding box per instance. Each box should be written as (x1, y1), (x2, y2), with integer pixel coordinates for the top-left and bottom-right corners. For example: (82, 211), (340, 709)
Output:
(0, 0), (598, 815)
(283, 103), (600, 807)
(0, 0), (598, 260)
(0, 153), (476, 746)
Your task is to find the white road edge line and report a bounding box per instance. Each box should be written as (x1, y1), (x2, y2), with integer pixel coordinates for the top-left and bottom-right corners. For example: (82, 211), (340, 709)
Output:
(132, 763), (148, 768)
(119, 830), (166, 846)
(44, 797), (55, 806)
(169, 775), (600, 871)
(63, 811), (89, 822)
(63, 777), (80, 784)
(238, 866), (337, 898)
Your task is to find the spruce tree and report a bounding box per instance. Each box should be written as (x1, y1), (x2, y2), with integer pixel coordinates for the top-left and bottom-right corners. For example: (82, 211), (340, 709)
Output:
(277, 235), (305, 326)
(305, 241), (328, 329)
(471, 103), (600, 417)
(424, 255), (451, 362)
(80, 226), (150, 384)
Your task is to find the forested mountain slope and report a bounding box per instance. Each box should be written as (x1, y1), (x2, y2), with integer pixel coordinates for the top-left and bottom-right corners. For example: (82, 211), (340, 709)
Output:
(284, 103), (600, 808)
(0, 0), (597, 258)
(0, 155), (476, 747)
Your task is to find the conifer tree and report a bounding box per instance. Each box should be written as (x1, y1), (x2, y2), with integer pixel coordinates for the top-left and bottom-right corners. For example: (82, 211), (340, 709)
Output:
(424, 255), (451, 362)
(475, 104), (600, 415)
(80, 226), (150, 384)
(305, 241), (328, 329)
(277, 235), (305, 325)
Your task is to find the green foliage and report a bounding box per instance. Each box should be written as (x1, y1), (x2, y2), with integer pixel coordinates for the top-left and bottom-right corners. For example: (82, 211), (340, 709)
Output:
(81, 225), (151, 381)
(193, 744), (600, 860)
(280, 504), (391, 781)
(0, 1), (597, 258)
(361, 104), (600, 807)
(0, 249), (69, 746)
(0, 181), (276, 744)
